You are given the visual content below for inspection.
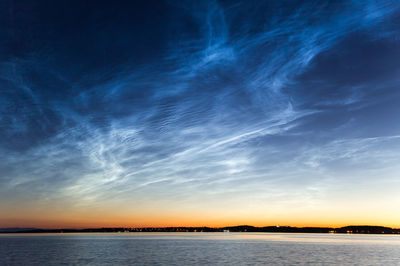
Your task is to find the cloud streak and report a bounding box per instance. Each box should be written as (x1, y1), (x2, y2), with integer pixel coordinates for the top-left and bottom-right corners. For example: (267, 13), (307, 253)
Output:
(1, 0), (400, 226)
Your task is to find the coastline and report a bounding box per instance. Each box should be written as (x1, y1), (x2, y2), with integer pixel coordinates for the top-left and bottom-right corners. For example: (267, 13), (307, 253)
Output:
(1, 225), (399, 234)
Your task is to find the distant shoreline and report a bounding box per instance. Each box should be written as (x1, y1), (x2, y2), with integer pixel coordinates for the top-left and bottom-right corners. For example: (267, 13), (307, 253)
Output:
(1, 225), (399, 234)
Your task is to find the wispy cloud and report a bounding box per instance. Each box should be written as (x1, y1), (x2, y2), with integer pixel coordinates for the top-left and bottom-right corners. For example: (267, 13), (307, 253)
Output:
(1, 0), (399, 225)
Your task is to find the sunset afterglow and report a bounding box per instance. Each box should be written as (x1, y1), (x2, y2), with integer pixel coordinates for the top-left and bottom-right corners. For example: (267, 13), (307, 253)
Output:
(1, 0), (400, 229)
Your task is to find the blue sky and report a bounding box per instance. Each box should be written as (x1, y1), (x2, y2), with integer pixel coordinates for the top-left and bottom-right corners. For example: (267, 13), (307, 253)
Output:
(1, 0), (400, 227)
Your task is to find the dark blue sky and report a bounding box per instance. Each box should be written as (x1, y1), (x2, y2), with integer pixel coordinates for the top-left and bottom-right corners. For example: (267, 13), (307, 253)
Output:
(1, 0), (400, 227)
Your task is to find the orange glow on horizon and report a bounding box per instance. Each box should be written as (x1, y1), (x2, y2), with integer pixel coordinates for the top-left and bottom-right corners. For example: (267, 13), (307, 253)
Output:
(2, 214), (399, 229)
(2, 195), (399, 229)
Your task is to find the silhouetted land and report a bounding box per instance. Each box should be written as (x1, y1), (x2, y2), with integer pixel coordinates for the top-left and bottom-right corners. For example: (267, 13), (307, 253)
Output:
(1, 225), (399, 234)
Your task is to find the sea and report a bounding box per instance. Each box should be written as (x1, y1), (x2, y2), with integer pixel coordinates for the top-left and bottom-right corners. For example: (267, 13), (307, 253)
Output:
(1, 232), (400, 265)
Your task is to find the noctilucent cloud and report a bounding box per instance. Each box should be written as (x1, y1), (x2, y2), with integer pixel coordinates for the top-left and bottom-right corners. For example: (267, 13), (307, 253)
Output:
(1, 0), (400, 228)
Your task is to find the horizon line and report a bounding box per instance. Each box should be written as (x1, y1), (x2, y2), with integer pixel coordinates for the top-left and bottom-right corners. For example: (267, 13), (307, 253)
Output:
(2, 224), (399, 230)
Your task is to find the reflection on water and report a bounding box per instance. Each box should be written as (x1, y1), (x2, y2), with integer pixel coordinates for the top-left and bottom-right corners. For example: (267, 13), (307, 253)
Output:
(1, 233), (400, 265)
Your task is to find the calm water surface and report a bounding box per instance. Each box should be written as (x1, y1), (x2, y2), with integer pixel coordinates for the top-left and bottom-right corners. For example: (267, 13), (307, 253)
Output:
(1, 233), (400, 265)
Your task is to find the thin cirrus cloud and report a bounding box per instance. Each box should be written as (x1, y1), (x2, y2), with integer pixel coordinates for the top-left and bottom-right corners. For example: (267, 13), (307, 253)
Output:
(0, 0), (400, 227)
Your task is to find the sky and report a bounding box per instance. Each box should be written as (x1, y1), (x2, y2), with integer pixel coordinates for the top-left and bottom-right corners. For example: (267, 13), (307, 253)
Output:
(1, 0), (400, 229)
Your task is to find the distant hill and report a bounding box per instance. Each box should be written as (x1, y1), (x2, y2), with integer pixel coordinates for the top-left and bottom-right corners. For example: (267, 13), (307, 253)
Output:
(336, 226), (397, 234)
